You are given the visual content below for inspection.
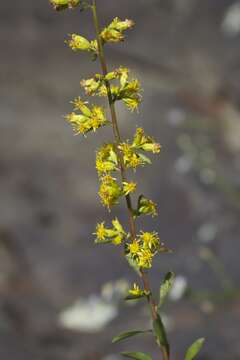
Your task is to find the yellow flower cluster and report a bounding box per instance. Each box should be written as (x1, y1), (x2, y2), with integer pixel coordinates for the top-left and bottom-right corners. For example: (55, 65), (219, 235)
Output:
(50, 0), (80, 11)
(65, 97), (108, 135)
(117, 128), (161, 170)
(98, 175), (136, 209)
(101, 17), (135, 43)
(95, 218), (127, 245)
(57, 4), (167, 289)
(66, 18), (133, 56)
(81, 67), (142, 112)
(95, 144), (118, 175)
(127, 231), (161, 269)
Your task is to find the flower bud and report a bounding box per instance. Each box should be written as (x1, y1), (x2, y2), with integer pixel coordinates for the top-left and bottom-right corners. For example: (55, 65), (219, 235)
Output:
(50, 0), (81, 11)
(68, 34), (91, 51)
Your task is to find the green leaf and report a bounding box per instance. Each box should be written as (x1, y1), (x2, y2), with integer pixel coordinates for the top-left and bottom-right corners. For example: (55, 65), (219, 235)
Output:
(184, 338), (205, 360)
(153, 314), (169, 355)
(121, 351), (153, 360)
(112, 330), (152, 343)
(95, 239), (112, 245)
(159, 272), (175, 308)
(125, 293), (146, 301)
(79, 1), (90, 11)
(125, 254), (141, 276)
(138, 153), (152, 165)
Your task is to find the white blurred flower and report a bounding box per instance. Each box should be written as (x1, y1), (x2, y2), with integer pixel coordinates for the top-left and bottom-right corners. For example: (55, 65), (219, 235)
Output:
(222, 2), (240, 36)
(167, 109), (186, 127)
(59, 295), (118, 332)
(101, 279), (129, 302)
(197, 223), (218, 243)
(169, 275), (187, 301)
(175, 156), (193, 174)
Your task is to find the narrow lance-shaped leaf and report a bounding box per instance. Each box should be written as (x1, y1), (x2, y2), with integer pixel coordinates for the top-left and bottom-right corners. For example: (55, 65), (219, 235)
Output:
(125, 293), (146, 300)
(159, 271), (175, 308)
(121, 351), (153, 360)
(112, 329), (152, 344)
(184, 338), (205, 360)
(153, 314), (169, 355)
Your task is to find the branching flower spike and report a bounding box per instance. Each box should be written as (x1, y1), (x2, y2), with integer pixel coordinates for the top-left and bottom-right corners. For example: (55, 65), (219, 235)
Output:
(49, 1), (205, 359)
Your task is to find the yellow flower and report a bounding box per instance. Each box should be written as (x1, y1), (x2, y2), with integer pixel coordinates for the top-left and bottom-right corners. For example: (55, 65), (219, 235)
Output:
(117, 79), (142, 112)
(123, 98), (140, 112)
(137, 248), (153, 269)
(65, 113), (86, 134)
(126, 230), (161, 268)
(128, 154), (142, 169)
(94, 218), (126, 245)
(98, 175), (122, 209)
(81, 76), (102, 95)
(67, 34), (91, 51)
(128, 241), (140, 256)
(90, 106), (106, 131)
(139, 231), (160, 251)
(133, 128), (161, 154)
(66, 100), (108, 135)
(97, 84), (108, 97)
(123, 181), (137, 195)
(112, 234), (122, 245)
(72, 97), (91, 115)
(101, 18), (134, 44)
(105, 67), (129, 83)
(119, 143), (144, 169)
(112, 18), (135, 32)
(96, 158), (113, 174)
(96, 144), (118, 175)
(128, 283), (144, 297)
(95, 222), (108, 241)
(67, 34), (98, 54)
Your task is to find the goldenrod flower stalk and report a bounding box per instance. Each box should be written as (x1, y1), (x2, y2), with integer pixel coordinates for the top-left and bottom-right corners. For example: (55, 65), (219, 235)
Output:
(49, 1), (205, 359)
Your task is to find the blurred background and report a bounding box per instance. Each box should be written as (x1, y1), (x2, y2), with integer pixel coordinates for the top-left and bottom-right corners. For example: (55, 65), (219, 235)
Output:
(0, 0), (240, 359)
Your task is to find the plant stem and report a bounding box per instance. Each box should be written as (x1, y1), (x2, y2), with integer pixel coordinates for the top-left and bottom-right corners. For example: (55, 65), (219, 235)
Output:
(91, 2), (169, 359)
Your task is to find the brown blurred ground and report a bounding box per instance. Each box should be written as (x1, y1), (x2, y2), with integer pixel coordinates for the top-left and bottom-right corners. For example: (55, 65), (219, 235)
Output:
(0, 1), (240, 359)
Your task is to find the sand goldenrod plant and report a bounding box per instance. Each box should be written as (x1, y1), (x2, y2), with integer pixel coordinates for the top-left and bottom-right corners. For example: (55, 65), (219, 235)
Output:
(49, 1), (205, 359)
